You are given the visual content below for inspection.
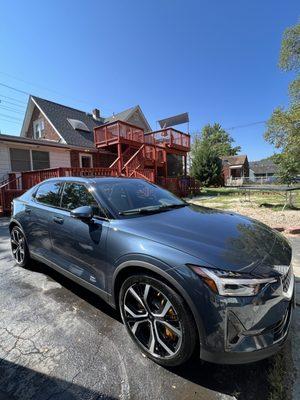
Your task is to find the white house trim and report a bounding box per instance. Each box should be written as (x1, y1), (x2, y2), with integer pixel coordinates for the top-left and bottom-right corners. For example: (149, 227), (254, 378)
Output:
(79, 153), (93, 168)
(21, 96), (67, 144)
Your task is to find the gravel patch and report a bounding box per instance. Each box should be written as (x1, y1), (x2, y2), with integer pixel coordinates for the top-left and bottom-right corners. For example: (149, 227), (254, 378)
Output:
(189, 199), (300, 229)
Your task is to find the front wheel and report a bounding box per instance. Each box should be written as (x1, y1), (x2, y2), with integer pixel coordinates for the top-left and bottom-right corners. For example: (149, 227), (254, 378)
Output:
(10, 226), (30, 267)
(119, 274), (197, 367)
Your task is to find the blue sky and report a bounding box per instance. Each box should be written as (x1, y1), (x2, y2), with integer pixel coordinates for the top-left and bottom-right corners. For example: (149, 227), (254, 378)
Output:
(0, 1), (298, 160)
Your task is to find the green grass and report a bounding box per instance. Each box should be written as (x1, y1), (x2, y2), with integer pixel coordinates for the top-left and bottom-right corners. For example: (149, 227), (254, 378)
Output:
(192, 187), (300, 211)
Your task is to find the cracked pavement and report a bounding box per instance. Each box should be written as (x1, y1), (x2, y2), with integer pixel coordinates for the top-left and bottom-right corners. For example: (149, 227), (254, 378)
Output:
(0, 218), (298, 400)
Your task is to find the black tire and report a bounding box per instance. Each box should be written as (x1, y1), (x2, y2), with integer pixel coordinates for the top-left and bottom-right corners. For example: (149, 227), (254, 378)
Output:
(119, 273), (197, 367)
(10, 226), (30, 268)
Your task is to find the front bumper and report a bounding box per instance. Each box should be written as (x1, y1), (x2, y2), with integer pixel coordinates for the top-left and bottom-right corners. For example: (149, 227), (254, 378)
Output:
(201, 299), (293, 364)
(198, 270), (295, 365)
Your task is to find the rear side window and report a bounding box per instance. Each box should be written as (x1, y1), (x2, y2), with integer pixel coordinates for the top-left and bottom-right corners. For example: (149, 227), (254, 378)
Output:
(35, 181), (62, 206)
(61, 183), (103, 217)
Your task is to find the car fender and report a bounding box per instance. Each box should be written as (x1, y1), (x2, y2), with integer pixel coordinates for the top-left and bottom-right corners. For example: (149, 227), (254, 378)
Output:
(112, 258), (206, 346)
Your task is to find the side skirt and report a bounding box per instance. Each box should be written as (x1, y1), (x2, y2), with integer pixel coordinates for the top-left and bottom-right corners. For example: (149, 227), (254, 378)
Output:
(31, 252), (115, 308)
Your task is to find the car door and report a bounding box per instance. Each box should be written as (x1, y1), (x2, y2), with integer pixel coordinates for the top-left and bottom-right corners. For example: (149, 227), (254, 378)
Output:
(24, 180), (63, 259)
(49, 181), (110, 292)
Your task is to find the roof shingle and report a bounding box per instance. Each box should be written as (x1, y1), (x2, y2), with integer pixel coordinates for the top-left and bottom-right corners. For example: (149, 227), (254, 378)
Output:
(220, 155), (247, 166)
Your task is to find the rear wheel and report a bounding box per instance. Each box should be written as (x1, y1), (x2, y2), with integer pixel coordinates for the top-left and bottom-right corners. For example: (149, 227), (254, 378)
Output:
(119, 274), (197, 367)
(10, 226), (30, 267)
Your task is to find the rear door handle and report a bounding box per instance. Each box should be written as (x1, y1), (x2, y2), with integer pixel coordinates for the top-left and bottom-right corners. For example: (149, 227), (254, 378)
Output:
(25, 207), (31, 214)
(53, 216), (64, 224)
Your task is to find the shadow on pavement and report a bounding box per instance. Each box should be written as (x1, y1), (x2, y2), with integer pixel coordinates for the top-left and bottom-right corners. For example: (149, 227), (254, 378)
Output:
(169, 356), (275, 400)
(25, 259), (121, 322)
(0, 358), (117, 400)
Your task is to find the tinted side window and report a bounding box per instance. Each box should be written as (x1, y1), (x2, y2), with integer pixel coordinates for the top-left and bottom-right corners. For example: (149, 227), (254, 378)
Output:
(35, 181), (62, 206)
(61, 183), (102, 216)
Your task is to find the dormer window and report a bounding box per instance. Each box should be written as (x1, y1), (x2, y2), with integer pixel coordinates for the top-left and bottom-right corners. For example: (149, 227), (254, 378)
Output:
(33, 119), (44, 139)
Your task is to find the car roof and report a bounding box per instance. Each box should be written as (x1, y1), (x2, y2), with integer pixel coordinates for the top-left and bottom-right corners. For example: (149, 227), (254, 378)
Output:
(42, 176), (145, 185)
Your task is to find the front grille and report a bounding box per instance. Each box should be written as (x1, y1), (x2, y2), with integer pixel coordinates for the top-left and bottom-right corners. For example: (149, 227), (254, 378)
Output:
(282, 267), (292, 292)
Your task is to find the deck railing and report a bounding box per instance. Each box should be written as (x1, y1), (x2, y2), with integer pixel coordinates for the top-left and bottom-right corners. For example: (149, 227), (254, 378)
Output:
(145, 128), (190, 150)
(21, 167), (119, 189)
(94, 121), (145, 146)
(94, 121), (190, 151)
(157, 176), (200, 197)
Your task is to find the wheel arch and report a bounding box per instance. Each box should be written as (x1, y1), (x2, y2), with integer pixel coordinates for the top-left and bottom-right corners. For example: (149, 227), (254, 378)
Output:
(9, 219), (23, 232)
(112, 260), (205, 347)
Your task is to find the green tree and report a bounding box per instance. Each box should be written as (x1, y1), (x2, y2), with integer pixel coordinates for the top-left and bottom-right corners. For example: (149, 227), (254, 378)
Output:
(190, 123), (240, 186)
(201, 123), (241, 156)
(190, 138), (222, 186)
(265, 21), (300, 183)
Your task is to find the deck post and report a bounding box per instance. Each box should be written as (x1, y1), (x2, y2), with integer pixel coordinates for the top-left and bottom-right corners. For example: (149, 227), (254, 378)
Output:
(117, 142), (122, 175)
(0, 186), (5, 215)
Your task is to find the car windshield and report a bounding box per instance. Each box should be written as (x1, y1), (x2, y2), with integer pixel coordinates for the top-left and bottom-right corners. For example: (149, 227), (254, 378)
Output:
(95, 180), (186, 216)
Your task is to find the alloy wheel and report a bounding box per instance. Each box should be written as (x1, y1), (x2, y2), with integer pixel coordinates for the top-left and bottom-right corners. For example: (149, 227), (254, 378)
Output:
(11, 228), (26, 264)
(123, 282), (182, 359)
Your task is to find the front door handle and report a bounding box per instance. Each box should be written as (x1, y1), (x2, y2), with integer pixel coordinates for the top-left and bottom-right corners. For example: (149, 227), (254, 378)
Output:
(53, 216), (64, 224)
(25, 207), (31, 214)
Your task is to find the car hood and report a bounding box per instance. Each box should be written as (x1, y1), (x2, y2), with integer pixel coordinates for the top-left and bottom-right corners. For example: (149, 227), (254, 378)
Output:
(118, 205), (291, 276)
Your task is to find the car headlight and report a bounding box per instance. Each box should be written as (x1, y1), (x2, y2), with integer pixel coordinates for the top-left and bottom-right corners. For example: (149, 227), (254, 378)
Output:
(189, 265), (277, 297)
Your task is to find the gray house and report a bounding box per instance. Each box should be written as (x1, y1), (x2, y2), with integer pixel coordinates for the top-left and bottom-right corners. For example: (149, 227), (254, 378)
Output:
(249, 159), (278, 182)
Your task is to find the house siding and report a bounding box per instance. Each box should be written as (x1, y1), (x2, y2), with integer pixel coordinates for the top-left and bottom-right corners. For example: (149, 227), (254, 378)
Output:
(0, 142), (71, 181)
(92, 152), (115, 168)
(127, 110), (149, 132)
(0, 146), (10, 182)
(49, 149), (71, 169)
(70, 150), (115, 168)
(26, 106), (61, 141)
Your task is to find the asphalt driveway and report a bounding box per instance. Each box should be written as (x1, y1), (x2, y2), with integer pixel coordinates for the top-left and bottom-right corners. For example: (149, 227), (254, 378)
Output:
(0, 218), (298, 400)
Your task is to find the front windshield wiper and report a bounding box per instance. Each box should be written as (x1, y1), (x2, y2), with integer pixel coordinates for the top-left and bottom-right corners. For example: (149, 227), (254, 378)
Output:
(119, 203), (188, 216)
(161, 203), (188, 209)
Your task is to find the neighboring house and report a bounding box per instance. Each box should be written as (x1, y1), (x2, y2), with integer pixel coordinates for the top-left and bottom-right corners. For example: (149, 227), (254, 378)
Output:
(220, 155), (249, 186)
(249, 159), (278, 182)
(0, 95), (151, 182)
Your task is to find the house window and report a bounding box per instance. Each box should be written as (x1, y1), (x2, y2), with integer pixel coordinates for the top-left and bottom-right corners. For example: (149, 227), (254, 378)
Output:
(32, 150), (50, 170)
(80, 153), (93, 168)
(10, 148), (31, 172)
(9, 148), (50, 172)
(33, 119), (44, 139)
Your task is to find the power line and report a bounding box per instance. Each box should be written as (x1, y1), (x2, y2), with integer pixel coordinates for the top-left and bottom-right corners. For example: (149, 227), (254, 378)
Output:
(0, 72), (115, 114)
(0, 99), (25, 108)
(0, 118), (22, 125)
(0, 82), (29, 96)
(0, 112), (22, 121)
(0, 105), (24, 114)
(225, 121), (266, 130)
(0, 93), (26, 104)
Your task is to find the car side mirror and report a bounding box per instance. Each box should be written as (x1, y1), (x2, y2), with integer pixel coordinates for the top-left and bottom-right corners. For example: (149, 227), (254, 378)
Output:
(70, 206), (93, 221)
